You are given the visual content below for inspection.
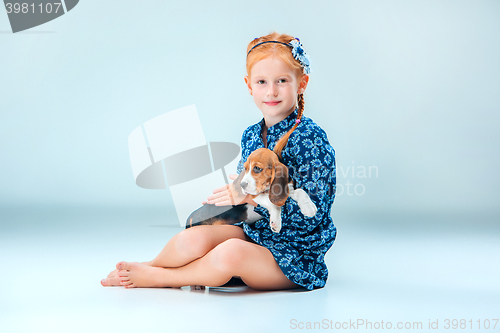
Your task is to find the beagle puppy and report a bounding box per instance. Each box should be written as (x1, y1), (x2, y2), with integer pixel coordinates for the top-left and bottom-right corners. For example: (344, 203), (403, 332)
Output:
(233, 148), (317, 232)
(186, 148), (317, 232)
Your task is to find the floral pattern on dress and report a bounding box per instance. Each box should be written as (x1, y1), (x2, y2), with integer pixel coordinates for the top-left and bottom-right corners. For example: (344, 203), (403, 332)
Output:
(236, 109), (337, 290)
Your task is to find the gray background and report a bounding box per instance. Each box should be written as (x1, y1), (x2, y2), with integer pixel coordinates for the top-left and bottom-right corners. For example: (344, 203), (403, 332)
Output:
(1, 1), (499, 333)
(1, 0), (498, 214)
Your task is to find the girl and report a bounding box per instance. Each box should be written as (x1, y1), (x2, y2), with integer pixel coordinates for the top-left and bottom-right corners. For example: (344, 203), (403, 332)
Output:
(101, 32), (337, 291)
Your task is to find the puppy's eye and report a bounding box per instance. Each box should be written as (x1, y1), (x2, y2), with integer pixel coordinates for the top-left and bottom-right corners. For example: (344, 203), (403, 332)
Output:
(253, 166), (262, 173)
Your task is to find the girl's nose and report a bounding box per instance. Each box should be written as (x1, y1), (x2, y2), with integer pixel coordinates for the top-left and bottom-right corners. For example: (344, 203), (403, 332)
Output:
(267, 83), (278, 97)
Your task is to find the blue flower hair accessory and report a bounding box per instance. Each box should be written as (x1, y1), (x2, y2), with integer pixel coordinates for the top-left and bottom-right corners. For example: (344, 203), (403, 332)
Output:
(289, 38), (311, 74)
(247, 37), (312, 74)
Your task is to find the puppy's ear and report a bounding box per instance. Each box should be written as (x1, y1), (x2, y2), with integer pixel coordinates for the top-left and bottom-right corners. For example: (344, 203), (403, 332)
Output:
(269, 162), (289, 206)
(232, 170), (245, 197)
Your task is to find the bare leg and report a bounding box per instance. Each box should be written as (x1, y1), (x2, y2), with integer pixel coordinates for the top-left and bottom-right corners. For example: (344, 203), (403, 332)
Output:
(149, 225), (248, 268)
(116, 238), (299, 291)
(101, 225), (247, 286)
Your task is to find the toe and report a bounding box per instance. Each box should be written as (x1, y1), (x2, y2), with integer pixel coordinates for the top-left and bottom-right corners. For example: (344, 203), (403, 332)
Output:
(125, 283), (135, 289)
(101, 279), (109, 286)
(116, 261), (129, 270)
(118, 271), (130, 278)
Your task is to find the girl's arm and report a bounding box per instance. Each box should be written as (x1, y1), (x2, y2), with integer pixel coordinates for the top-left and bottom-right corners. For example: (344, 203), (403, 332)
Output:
(203, 174), (257, 207)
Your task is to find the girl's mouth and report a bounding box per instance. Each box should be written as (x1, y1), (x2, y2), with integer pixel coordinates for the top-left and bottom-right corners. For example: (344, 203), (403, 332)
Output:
(264, 101), (281, 106)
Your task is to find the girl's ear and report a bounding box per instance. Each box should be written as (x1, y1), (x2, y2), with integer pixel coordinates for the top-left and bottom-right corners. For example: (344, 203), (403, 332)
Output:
(244, 76), (253, 95)
(269, 163), (289, 207)
(298, 74), (310, 94)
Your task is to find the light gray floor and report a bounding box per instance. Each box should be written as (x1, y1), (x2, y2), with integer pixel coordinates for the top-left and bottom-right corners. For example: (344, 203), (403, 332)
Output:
(1, 206), (499, 333)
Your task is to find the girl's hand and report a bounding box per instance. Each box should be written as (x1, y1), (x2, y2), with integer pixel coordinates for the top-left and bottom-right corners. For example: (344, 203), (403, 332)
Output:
(202, 174), (249, 206)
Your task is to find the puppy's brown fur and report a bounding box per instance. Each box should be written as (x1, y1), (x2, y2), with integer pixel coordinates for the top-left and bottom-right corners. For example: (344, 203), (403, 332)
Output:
(235, 148), (290, 206)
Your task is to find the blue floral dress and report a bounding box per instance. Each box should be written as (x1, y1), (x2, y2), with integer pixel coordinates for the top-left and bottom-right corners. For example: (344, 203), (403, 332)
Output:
(236, 109), (337, 290)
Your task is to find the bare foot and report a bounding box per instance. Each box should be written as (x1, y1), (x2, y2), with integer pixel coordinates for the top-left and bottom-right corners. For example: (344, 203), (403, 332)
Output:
(101, 261), (154, 287)
(116, 261), (170, 288)
(101, 269), (121, 286)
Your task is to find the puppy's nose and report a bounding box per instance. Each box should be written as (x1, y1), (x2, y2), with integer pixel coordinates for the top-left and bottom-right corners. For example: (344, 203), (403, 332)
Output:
(240, 181), (248, 189)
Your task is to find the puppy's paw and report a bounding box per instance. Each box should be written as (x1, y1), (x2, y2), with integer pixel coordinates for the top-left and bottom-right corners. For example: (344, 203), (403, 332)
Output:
(270, 219), (282, 233)
(301, 201), (317, 217)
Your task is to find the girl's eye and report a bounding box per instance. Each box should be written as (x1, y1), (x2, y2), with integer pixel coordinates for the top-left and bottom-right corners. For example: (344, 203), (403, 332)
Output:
(257, 80), (266, 84)
(278, 79), (287, 83)
(253, 166), (262, 173)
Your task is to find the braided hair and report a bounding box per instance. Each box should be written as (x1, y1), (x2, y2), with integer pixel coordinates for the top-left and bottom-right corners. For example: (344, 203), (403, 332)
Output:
(272, 93), (305, 158)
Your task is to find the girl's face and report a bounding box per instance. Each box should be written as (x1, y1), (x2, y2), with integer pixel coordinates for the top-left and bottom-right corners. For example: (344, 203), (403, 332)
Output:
(245, 57), (308, 127)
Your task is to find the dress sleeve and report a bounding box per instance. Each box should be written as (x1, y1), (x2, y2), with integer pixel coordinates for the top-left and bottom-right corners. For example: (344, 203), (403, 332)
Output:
(281, 125), (336, 232)
(236, 155), (244, 174)
(236, 127), (250, 174)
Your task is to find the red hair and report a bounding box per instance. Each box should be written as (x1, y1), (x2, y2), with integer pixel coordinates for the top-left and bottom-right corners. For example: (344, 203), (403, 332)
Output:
(246, 32), (308, 158)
